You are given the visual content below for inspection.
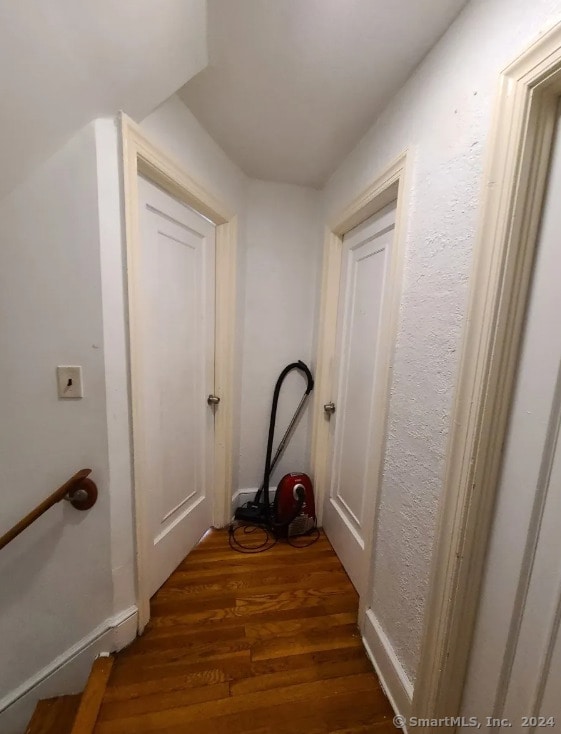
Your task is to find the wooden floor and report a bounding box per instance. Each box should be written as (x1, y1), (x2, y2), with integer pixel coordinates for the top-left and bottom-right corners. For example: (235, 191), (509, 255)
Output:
(94, 529), (395, 733)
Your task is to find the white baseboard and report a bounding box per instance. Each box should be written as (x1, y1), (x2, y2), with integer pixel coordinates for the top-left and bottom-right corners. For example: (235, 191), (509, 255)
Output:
(0, 605), (137, 734)
(231, 487), (278, 517)
(231, 488), (258, 513)
(362, 608), (413, 731)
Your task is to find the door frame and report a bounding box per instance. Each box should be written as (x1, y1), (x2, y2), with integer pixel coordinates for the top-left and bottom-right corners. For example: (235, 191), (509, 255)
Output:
(412, 20), (561, 730)
(310, 150), (410, 563)
(121, 113), (238, 631)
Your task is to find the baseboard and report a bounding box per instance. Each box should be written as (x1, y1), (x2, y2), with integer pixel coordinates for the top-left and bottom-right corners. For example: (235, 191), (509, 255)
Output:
(362, 608), (413, 731)
(231, 488), (257, 513)
(0, 605), (137, 734)
(231, 487), (277, 517)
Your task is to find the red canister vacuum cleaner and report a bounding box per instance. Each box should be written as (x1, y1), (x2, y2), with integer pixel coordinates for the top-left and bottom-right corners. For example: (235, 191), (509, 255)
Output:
(233, 360), (316, 541)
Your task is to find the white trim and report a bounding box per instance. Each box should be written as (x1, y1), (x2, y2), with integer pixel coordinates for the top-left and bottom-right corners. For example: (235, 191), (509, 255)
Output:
(121, 114), (238, 632)
(214, 216), (238, 526)
(309, 229), (343, 525)
(362, 610), (413, 728)
(494, 382), (561, 717)
(0, 606), (137, 732)
(95, 118), (137, 617)
(412, 20), (561, 729)
(231, 488), (258, 511)
(231, 487), (282, 517)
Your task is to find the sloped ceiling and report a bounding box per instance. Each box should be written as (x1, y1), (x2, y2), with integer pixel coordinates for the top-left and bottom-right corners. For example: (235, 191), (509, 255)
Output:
(0, 0), (207, 199)
(180, 0), (469, 187)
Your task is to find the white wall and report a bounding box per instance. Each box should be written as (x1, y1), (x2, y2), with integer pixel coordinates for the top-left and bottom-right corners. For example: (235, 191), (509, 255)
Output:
(322, 0), (561, 687)
(0, 123), (115, 729)
(140, 95), (248, 212)
(0, 0), (207, 201)
(238, 180), (322, 496)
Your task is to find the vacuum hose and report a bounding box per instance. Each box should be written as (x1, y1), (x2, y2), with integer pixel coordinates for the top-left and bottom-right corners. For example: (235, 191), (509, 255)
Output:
(261, 361), (314, 528)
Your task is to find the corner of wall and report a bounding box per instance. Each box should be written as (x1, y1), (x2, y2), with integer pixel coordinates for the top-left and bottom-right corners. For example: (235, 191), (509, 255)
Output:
(94, 117), (137, 618)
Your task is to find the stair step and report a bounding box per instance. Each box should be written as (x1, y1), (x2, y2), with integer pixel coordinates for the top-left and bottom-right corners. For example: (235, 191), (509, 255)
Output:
(70, 655), (114, 734)
(25, 694), (81, 734)
(25, 656), (114, 734)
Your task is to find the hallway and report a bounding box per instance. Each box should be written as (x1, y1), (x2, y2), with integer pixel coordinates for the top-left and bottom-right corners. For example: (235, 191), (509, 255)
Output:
(94, 530), (395, 733)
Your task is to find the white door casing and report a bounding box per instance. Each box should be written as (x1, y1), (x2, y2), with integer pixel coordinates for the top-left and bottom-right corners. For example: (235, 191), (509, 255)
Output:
(137, 177), (215, 597)
(460, 106), (561, 731)
(323, 202), (396, 594)
(121, 114), (237, 631)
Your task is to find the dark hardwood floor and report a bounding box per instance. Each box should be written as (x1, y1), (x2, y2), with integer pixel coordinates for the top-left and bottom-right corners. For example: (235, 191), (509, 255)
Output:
(94, 528), (395, 733)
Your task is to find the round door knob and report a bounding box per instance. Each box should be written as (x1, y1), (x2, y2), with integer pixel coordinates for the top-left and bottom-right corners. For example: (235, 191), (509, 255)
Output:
(207, 394), (220, 406)
(324, 402), (336, 415)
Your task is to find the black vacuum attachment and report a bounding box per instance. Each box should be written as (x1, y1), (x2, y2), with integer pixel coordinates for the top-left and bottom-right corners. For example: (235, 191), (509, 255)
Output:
(234, 360), (314, 527)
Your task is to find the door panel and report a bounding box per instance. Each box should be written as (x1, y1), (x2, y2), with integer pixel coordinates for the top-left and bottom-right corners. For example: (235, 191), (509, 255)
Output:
(460, 107), (561, 731)
(323, 202), (395, 594)
(137, 177), (215, 598)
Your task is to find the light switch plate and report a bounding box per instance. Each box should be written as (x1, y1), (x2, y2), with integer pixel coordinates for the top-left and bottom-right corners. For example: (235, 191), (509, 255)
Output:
(57, 365), (84, 398)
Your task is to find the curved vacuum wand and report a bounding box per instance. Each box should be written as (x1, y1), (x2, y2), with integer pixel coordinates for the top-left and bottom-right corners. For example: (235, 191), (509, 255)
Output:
(261, 361), (314, 528)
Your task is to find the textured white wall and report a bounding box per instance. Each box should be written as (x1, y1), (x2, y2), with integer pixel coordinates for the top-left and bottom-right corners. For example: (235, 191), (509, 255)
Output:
(238, 181), (322, 494)
(0, 123), (114, 725)
(323, 0), (561, 685)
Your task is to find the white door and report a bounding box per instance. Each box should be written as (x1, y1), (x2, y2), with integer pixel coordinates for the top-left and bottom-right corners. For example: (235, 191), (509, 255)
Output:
(460, 107), (561, 731)
(323, 202), (396, 594)
(137, 176), (215, 597)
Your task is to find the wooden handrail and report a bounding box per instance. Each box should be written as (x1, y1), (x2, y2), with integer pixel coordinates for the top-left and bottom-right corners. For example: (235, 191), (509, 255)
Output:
(0, 469), (98, 551)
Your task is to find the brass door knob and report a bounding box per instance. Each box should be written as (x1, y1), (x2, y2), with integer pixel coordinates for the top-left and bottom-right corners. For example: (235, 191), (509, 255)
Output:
(207, 394), (220, 406)
(324, 402), (336, 415)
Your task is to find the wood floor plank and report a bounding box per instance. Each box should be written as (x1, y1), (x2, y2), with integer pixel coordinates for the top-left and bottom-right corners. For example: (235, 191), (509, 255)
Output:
(94, 529), (395, 733)
(97, 682), (230, 720)
(244, 611), (357, 641)
(249, 623), (362, 661)
(154, 569), (346, 601)
(147, 593), (358, 630)
(150, 582), (353, 618)
(229, 655), (373, 695)
(119, 622), (246, 654)
(117, 637), (254, 668)
(152, 689), (394, 734)
(164, 556), (344, 584)
(103, 668), (230, 702)
(248, 645), (370, 677)
(108, 650), (252, 687)
(95, 674), (383, 733)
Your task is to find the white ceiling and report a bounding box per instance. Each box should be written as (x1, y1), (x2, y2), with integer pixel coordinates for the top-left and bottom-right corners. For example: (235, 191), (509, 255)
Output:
(180, 0), (469, 187)
(0, 0), (207, 200)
